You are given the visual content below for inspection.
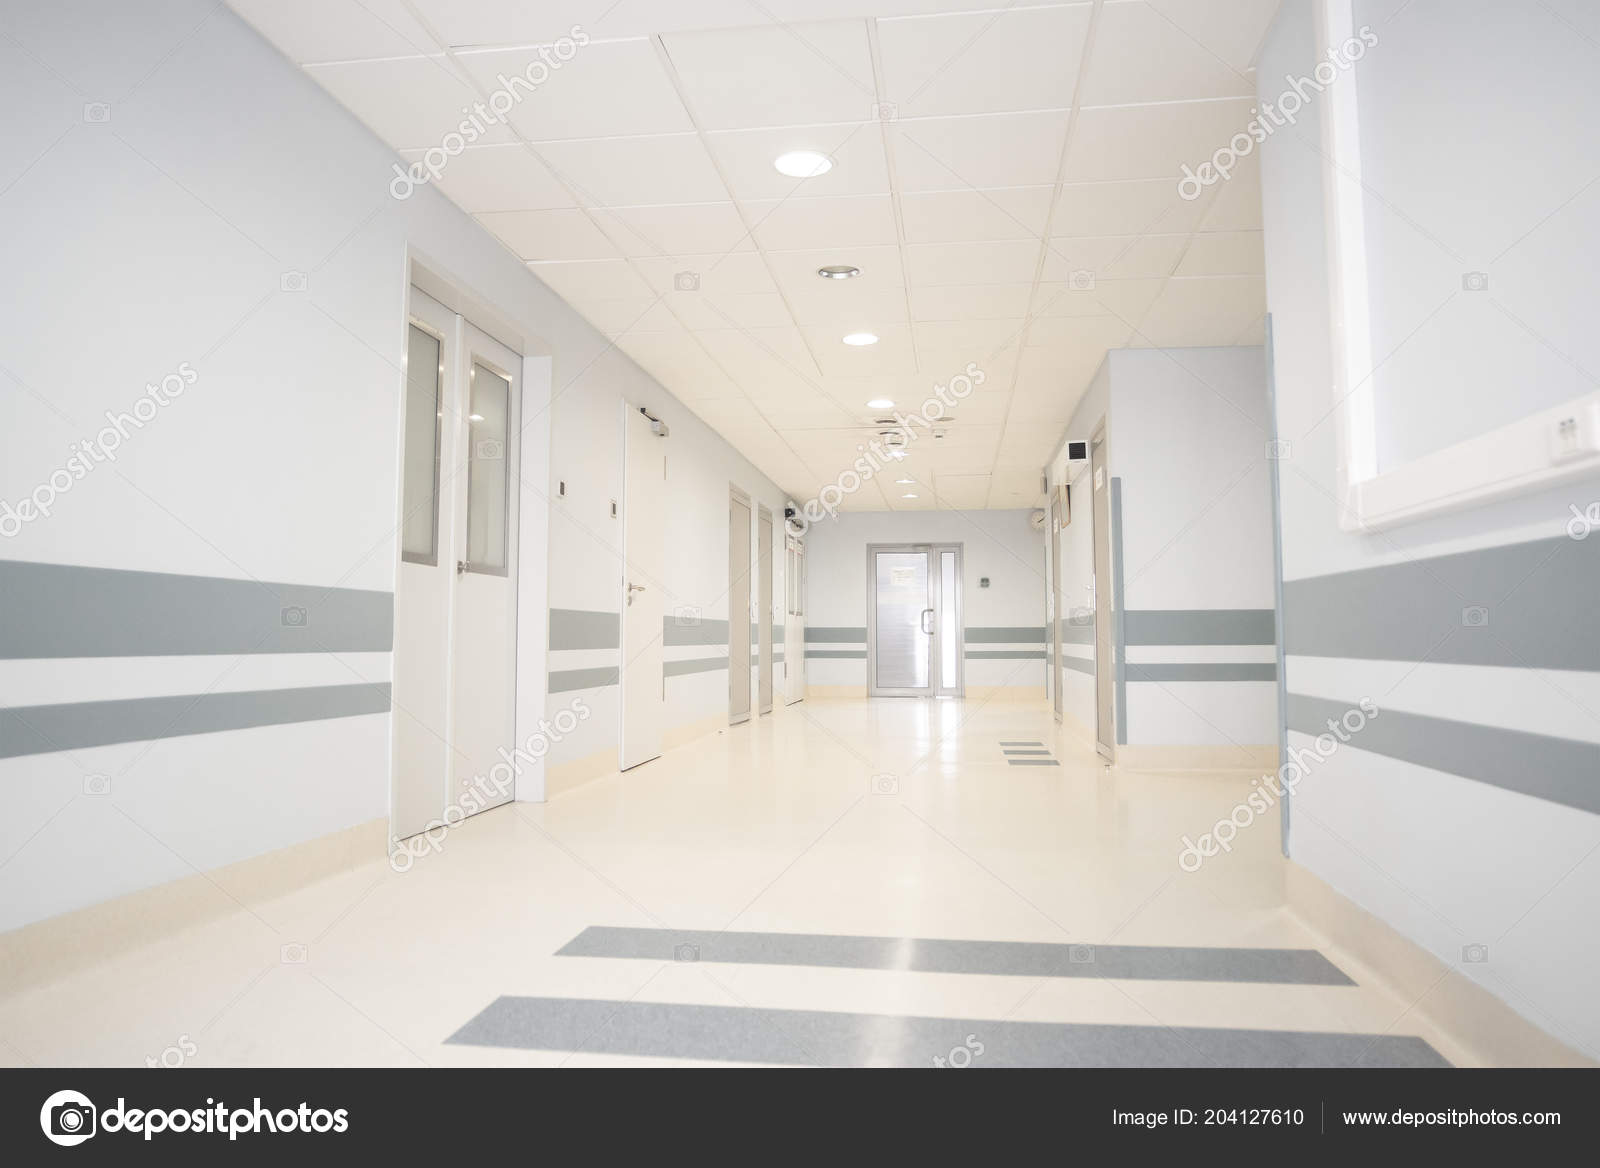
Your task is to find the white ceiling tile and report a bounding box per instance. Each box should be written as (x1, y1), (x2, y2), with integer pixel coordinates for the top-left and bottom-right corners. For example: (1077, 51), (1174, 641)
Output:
(1041, 233), (1190, 280)
(998, 420), (1068, 462)
(1197, 152), (1262, 230)
(668, 291), (796, 331)
(660, 20), (875, 130)
(528, 258), (654, 300)
(782, 279), (911, 328)
(1053, 178), (1210, 237)
(913, 318), (1024, 352)
(876, 5), (1092, 118)
(930, 474), (993, 509)
(1031, 277), (1166, 321)
(893, 110), (1071, 191)
(1080, 1), (1255, 106)
(631, 251), (777, 296)
(455, 40), (692, 139)
(406, 0), (760, 46)
(900, 187), (1053, 243)
(477, 208), (621, 260)
(905, 239), (1042, 286)
(803, 325), (917, 377)
(910, 283), (1033, 321)
(1143, 0), (1284, 74)
(1064, 99), (1254, 182)
(531, 133), (727, 206)
(989, 465), (1049, 505)
(398, 143), (574, 212)
(1173, 230), (1265, 276)
(696, 326), (821, 379)
(704, 123), (890, 200)
(229, 0), (437, 62)
(1135, 275), (1266, 347)
(570, 297), (681, 336)
(746, 195), (898, 250)
(304, 55), (515, 149)
(594, 201), (754, 257)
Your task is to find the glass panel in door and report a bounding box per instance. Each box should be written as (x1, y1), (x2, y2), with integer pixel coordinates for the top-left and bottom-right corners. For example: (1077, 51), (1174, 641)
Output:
(873, 550), (930, 691)
(938, 549), (959, 693)
(465, 362), (510, 574)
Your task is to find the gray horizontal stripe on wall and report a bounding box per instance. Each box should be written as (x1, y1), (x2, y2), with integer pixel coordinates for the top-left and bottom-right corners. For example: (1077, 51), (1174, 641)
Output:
(966, 650), (1045, 659)
(548, 666), (619, 693)
(1061, 656), (1095, 676)
(1288, 694), (1600, 816)
(1284, 535), (1599, 670)
(967, 626), (1045, 643)
(805, 627), (867, 642)
(664, 657), (727, 677)
(0, 559), (393, 658)
(555, 926), (1354, 985)
(450, 997), (1442, 1067)
(0, 683), (390, 759)
(1128, 662), (1277, 682)
(548, 608), (619, 651)
(805, 649), (867, 659)
(662, 617), (729, 646)
(1125, 609), (1276, 646)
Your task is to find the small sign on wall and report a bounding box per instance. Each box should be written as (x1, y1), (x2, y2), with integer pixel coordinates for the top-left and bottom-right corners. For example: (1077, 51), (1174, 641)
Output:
(889, 565), (917, 588)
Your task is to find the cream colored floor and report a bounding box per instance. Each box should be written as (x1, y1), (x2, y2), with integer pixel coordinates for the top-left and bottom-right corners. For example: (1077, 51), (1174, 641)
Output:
(0, 698), (1481, 1068)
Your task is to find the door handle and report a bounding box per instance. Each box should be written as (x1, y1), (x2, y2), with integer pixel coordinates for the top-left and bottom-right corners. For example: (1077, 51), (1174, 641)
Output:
(920, 607), (934, 635)
(626, 582), (645, 606)
(456, 560), (469, 575)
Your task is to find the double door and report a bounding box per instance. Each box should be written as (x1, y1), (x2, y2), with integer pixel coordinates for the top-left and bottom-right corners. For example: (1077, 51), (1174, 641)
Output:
(867, 544), (963, 698)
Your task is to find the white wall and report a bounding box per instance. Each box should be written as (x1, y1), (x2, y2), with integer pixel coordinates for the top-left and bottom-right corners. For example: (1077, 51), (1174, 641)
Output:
(0, 0), (776, 929)
(1045, 347), (1276, 748)
(803, 510), (1044, 692)
(1261, 0), (1600, 1057)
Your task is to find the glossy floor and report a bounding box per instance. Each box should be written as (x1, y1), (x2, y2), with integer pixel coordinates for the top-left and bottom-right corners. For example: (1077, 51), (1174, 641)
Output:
(0, 698), (1476, 1067)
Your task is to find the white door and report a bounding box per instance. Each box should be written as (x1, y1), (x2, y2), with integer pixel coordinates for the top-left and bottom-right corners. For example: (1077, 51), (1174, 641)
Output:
(784, 533), (805, 704)
(620, 405), (666, 769)
(1091, 429), (1116, 760)
(391, 290), (454, 843)
(728, 487), (752, 725)
(447, 325), (522, 813)
(757, 505), (774, 715)
(866, 544), (964, 698)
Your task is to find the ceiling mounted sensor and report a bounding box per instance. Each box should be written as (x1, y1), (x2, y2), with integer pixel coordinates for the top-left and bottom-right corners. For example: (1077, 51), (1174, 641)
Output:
(773, 150), (832, 178)
(818, 265), (861, 280)
(842, 332), (878, 346)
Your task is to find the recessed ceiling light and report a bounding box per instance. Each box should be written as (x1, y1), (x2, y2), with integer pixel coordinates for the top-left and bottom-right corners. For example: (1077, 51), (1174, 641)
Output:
(818, 265), (861, 280)
(774, 150), (832, 178)
(842, 332), (878, 346)
(468, 413), (484, 421)
(901, 492), (919, 499)
(895, 477), (915, 484)
(866, 398), (895, 409)
(889, 450), (907, 459)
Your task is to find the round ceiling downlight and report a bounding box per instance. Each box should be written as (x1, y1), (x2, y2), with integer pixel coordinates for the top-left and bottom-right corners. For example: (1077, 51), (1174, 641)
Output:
(818, 265), (861, 280)
(842, 332), (878, 346)
(773, 150), (832, 178)
(866, 398), (895, 409)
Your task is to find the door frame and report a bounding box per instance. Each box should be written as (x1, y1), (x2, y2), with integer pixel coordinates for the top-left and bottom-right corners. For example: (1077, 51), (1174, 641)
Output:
(619, 403), (666, 771)
(865, 542), (964, 698)
(756, 503), (774, 715)
(728, 484), (753, 725)
(1049, 493), (1064, 723)
(1090, 420), (1116, 761)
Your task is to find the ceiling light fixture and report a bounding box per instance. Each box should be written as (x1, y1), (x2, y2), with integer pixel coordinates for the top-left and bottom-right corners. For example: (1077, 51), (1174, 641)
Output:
(818, 265), (861, 280)
(866, 398), (894, 409)
(773, 150), (832, 178)
(901, 493), (919, 499)
(842, 332), (878, 346)
(895, 477), (915, 484)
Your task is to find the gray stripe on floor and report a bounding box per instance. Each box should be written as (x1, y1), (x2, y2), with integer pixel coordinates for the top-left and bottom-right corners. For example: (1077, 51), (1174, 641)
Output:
(1007, 757), (1060, 766)
(1003, 749), (1051, 755)
(447, 996), (1445, 1067)
(555, 927), (1354, 985)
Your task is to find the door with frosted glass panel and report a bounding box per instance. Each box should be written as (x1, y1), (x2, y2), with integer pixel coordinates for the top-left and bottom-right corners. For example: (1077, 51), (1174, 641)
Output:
(867, 544), (963, 698)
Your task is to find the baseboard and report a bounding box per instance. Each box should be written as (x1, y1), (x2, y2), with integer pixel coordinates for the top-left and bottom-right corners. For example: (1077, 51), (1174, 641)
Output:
(1113, 743), (1279, 771)
(664, 711), (726, 752)
(0, 818), (387, 997)
(1286, 862), (1594, 1067)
